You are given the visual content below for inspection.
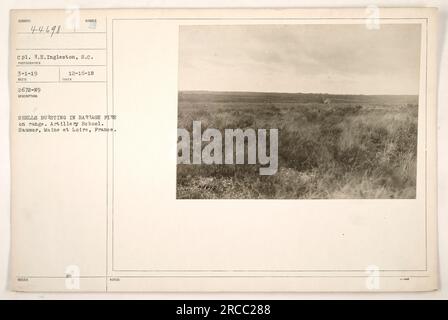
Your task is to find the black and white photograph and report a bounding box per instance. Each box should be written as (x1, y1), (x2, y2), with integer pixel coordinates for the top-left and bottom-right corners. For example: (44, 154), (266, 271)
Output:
(177, 24), (421, 199)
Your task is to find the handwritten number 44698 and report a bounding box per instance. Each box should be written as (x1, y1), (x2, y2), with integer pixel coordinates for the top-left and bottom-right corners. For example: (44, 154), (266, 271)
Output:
(30, 25), (61, 37)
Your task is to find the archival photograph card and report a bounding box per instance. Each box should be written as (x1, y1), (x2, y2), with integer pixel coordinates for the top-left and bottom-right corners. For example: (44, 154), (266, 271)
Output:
(9, 7), (438, 292)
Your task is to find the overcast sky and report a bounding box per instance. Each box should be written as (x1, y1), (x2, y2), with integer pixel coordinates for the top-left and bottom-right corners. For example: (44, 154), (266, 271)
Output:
(179, 24), (421, 95)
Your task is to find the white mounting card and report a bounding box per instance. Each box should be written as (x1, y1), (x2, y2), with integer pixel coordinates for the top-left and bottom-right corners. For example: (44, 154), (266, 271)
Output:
(9, 7), (438, 292)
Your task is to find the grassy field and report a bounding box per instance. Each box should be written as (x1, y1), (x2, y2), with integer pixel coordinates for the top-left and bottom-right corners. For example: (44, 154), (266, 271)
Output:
(177, 91), (418, 199)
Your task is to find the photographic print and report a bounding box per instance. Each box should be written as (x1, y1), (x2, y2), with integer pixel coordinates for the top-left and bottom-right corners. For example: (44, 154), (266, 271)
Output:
(177, 24), (421, 199)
